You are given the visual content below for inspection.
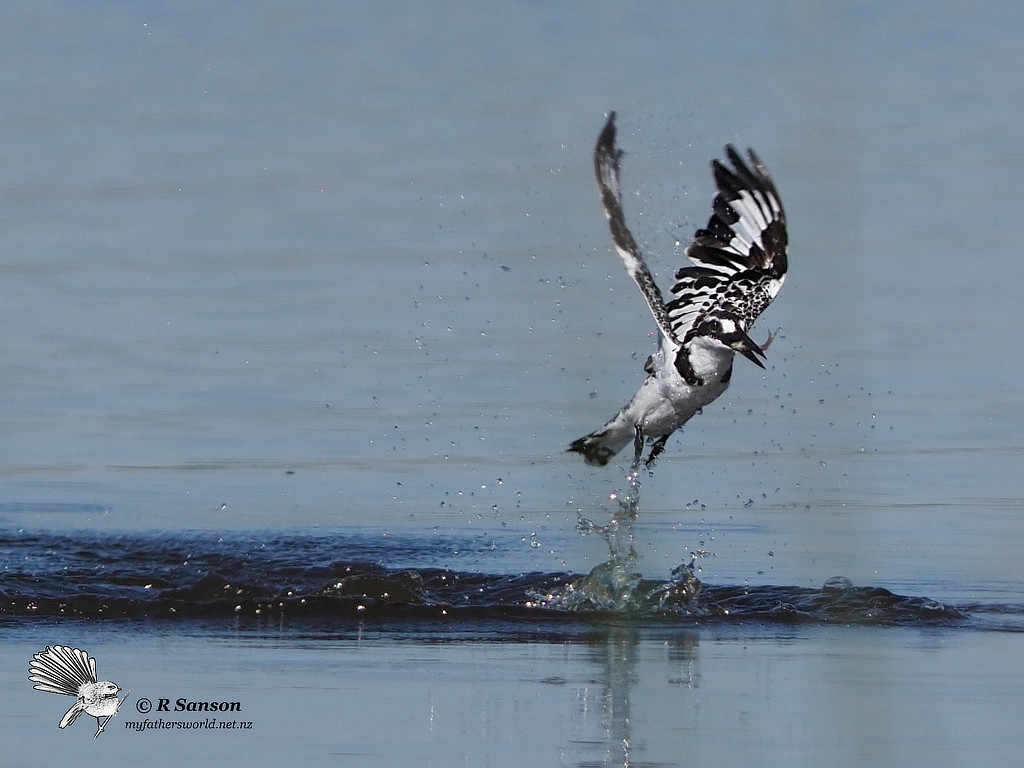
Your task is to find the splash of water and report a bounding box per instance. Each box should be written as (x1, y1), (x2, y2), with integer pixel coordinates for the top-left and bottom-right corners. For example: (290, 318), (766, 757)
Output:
(0, 529), (968, 626)
(531, 466), (701, 613)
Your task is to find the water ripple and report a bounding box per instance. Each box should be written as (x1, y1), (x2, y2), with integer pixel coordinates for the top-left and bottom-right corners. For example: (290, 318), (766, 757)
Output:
(0, 530), (984, 630)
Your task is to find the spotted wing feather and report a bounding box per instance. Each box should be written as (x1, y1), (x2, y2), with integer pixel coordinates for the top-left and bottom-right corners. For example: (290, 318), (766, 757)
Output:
(668, 145), (787, 341)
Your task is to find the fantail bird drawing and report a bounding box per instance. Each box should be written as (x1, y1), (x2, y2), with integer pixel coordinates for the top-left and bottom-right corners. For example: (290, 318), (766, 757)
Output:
(29, 645), (129, 737)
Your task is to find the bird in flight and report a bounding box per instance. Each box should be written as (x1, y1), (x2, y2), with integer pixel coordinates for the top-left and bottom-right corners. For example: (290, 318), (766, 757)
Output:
(568, 111), (788, 468)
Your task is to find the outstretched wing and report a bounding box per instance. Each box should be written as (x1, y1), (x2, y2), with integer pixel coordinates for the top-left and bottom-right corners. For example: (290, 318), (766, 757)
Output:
(667, 145), (787, 342)
(594, 112), (678, 345)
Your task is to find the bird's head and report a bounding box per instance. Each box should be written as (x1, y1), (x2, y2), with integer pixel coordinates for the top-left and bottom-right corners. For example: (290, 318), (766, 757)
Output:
(83, 681), (121, 704)
(694, 315), (766, 368)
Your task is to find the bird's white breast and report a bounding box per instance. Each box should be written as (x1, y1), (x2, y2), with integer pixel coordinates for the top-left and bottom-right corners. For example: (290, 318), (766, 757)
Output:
(628, 337), (734, 437)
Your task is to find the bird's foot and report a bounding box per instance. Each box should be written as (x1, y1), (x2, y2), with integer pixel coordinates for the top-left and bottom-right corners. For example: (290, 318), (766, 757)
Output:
(631, 424), (644, 472)
(644, 435), (669, 470)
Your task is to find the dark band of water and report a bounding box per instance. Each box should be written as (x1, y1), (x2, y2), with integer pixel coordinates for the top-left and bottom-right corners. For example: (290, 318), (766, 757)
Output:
(2, 530), (1004, 632)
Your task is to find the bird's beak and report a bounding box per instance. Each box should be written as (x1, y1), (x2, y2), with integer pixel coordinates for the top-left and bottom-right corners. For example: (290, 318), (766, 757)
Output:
(728, 328), (767, 368)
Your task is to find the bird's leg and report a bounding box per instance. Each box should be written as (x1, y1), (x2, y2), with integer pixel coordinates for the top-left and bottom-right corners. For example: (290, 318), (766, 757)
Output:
(632, 423), (644, 471)
(645, 435), (669, 469)
(94, 688), (132, 738)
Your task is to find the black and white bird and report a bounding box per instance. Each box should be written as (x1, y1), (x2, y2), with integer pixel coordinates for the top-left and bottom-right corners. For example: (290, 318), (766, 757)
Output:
(568, 111), (788, 468)
(29, 645), (125, 736)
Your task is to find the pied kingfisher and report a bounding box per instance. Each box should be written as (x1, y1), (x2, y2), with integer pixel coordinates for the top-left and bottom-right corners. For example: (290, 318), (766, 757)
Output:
(568, 111), (788, 468)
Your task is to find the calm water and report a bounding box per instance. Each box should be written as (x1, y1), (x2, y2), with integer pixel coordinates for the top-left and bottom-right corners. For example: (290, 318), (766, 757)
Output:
(2, 2), (1024, 766)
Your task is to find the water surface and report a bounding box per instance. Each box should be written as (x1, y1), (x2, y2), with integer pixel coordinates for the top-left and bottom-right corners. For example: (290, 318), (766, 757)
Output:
(2, 2), (1023, 766)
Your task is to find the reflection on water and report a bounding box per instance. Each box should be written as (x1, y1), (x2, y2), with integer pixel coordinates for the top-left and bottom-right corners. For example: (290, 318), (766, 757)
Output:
(565, 624), (701, 768)
(580, 625), (661, 768)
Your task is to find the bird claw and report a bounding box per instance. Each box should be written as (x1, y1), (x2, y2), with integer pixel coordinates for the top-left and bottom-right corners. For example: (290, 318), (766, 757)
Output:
(644, 436), (669, 469)
(632, 424), (644, 471)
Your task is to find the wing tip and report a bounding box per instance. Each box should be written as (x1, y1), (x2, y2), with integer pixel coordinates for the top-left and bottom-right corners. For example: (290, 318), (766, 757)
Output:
(595, 110), (620, 165)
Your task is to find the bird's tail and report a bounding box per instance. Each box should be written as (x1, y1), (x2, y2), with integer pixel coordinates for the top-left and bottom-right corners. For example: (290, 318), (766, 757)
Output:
(29, 646), (97, 697)
(59, 701), (87, 729)
(567, 422), (635, 466)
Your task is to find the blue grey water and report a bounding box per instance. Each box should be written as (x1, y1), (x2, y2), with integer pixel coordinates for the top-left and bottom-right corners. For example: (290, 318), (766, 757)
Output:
(2, 2), (1024, 766)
